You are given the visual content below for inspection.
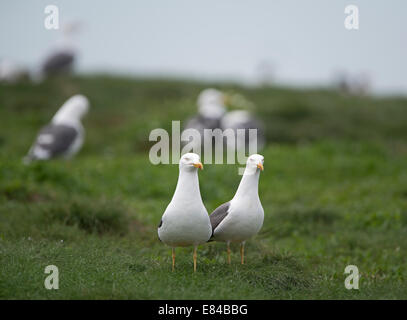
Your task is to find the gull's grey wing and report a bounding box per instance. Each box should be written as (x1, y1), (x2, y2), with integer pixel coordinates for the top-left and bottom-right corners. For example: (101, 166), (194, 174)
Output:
(42, 52), (75, 75)
(209, 201), (230, 238)
(157, 219), (163, 242)
(28, 124), (78, 160)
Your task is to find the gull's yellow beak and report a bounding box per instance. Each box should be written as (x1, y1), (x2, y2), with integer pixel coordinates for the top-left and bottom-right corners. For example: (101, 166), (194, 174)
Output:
(257, 163), (264, 171)
(193, 162), (203, 170)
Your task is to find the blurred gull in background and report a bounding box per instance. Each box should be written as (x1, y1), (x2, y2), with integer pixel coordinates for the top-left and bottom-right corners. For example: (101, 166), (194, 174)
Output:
(0, 58), (29, 83)
(332, 70), (372, 96)
(221, 109), (265, 152)
(219, 91), (265, 151)
(182, 88), (265, 153)
(37, 21), (83, 80)
(182, 88), (227, 151)
(24, 94), (90, 163)
(184, 88), (227, 134)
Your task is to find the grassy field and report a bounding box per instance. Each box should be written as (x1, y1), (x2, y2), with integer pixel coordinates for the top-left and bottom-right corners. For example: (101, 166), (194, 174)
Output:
(0, 75), (406, 299)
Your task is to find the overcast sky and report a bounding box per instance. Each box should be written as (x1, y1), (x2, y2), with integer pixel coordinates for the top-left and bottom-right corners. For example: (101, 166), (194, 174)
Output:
(1, 0), (406, 94)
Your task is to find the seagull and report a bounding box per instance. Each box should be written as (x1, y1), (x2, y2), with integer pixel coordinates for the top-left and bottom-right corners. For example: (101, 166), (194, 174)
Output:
(24, 94), (90, 163)
(158, 153), (212, 272)
(39, 21), (82, 79)
(209, 154), (265, 264)
(0, 59), (29, 83)
(196, 88), (227, 123)
(41, 50), (75, 77)
(182, 89), (227, 151)
(220, 110), (266, 151)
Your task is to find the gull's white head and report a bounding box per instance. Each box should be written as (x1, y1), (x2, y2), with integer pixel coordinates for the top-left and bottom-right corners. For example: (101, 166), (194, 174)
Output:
(52, 94), (89, 124)
(179, 153), (203, 171)
(197, 88), (226, 119)
(245, 154), (264, 174)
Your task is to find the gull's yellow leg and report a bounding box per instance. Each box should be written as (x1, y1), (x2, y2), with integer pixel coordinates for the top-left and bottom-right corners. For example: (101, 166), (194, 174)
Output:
(193, 246), (197, 272)
(240, 242), (245, 265)
(227, 241), (231, 265)
(172, 248), (176, 272)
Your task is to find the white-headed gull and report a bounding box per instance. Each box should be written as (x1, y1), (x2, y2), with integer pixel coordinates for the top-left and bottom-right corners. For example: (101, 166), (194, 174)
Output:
(158, 153), (212, 272)
(209, 154), (265, 264)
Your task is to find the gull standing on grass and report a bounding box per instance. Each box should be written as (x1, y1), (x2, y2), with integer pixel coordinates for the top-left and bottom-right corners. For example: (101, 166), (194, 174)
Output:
(209, 154), (265, 264)
(24, 94), (89, 163)
(158, 153), (212, 272)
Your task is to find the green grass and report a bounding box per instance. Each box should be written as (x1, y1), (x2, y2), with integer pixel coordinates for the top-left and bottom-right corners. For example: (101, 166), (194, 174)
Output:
(0, 75), (406, 299)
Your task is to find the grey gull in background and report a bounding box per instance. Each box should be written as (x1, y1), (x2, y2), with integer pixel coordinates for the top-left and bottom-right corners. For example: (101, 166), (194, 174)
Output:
(37, 21), (82, 80)
(158, 153), (212, 272)
(332, 70), (371, 96)
(24, 94), (90, 163)
(209, 154), (265, 264)
(182, 89), (228, 151)
(220, 110), (265, 151)
(183, 89), (265, 153)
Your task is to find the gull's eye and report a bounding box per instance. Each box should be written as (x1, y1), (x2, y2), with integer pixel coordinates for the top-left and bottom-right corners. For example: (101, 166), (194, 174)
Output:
(184, 157), (191, 162)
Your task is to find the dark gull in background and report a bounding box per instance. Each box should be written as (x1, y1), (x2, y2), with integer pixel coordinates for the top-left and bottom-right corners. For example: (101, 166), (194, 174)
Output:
(38, 21), (82, 80)
(332, 70), (371, 96)
(158, 153), (212, 272)
(41, 51), (75, 77)
(209, 154), (265, 264)
(24, 94), (90, 163)
(183, 89), (265, 153)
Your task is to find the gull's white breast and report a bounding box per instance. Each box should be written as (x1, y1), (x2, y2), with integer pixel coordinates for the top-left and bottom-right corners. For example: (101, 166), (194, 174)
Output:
(213, 198), (264, 243)
(158, 200), (212, 247)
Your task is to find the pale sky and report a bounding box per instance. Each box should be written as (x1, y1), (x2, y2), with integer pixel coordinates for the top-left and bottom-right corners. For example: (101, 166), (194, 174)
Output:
(1, 0), (406, 94)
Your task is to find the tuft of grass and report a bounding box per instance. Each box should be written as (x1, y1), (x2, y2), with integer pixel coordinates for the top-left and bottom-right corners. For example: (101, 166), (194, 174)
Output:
(0, 180), (31, 201)
(43, 198), (131, 235)
(261, 207), (341, 239)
